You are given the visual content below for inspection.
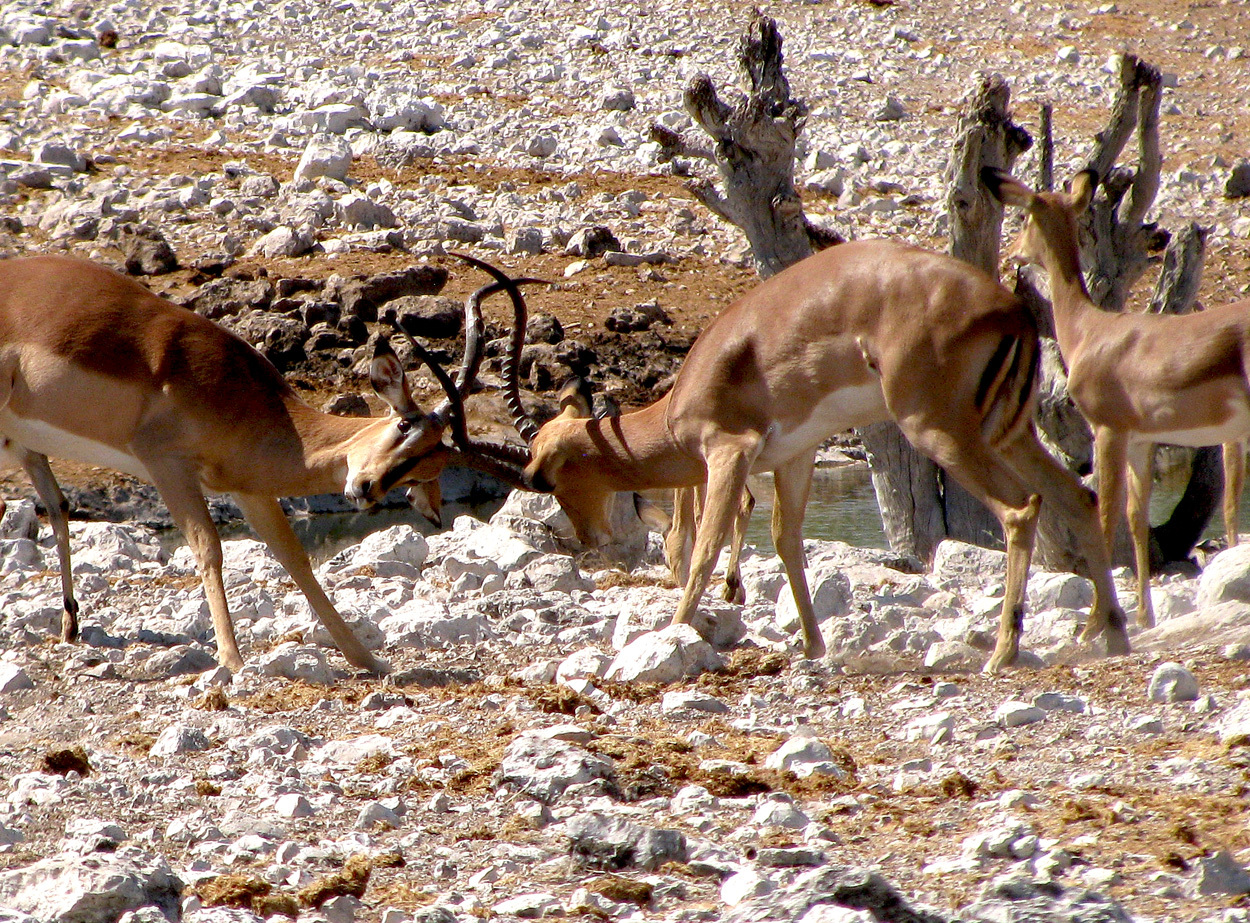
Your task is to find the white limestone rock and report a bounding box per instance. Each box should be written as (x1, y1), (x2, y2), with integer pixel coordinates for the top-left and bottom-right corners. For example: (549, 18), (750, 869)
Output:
(604, 624), (725, 683)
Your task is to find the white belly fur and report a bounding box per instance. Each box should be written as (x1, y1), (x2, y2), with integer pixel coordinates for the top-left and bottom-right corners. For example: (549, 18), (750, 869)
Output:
(755, 382), (886, 471)
(0, 411), (152, 481)
(1145, 399), (1250, 448)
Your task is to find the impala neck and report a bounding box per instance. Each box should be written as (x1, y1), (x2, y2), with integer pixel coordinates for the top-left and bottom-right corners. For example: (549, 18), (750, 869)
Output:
(1036, 224), (1100, 356)
(286, 397), (384, 494)
(569, 397), (703, 491)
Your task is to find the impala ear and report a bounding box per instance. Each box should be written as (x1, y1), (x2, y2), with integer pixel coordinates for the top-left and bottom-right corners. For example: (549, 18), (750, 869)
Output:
(370, 337), (420, 416)
(980, 165), (1034, 209)
(556, 377), (594, 420)
(406, 479), (442, 528)
(1069, 169), (1098, 213)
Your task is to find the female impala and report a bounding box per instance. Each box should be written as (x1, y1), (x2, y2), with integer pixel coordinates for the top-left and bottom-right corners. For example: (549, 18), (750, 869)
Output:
(984, 166), (1250, 626)
(478, 247), (1130, 671)
(0, 253), (520, 673)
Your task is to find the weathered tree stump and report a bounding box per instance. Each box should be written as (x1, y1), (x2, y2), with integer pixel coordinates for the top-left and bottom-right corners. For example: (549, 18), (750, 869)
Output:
(677, 11), (814, 279)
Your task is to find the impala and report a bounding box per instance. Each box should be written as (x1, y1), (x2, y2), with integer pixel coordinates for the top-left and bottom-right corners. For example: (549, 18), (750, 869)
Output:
(480, 245), (1130, 671)
(984, 166), (1250, 626)
(0, 253), (525, 673)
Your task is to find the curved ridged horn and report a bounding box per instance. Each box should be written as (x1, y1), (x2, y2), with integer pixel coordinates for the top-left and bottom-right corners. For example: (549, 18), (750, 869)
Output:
(447, 252), (541, 444)
(458, 273), (548, 403)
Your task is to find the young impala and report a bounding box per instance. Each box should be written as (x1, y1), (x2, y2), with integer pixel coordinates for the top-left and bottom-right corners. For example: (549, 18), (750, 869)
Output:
(475, 246), (1130, 671)
(984, 166), (1250, 626)
(0, 253), (524, 673)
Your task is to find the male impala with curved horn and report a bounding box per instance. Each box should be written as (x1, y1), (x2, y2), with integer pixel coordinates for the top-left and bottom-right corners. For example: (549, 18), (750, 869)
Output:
(984, 166), (1250, 627)
(481, 245), (1130, 671)
(0, 253), (521, 673)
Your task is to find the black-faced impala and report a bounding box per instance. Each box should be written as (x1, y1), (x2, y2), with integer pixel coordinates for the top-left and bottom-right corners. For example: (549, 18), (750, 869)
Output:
(985, 166), (1250, 627)
(474, 245), (1130, 671)
(0, 253), (525, 672)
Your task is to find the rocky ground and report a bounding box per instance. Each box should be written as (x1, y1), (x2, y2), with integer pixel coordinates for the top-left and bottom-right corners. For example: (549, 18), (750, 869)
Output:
(1, 0), (1250, 922)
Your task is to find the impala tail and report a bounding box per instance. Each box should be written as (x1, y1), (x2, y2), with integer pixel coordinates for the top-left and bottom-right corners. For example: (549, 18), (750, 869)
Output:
(976, 327), (1040, 448)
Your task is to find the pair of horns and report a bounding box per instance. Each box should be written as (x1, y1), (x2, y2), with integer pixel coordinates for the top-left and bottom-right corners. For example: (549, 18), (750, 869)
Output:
(384, 253), (543, 473)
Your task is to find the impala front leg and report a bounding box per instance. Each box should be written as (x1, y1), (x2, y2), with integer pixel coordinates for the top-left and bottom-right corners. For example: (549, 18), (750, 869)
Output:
(234, 494), (388, 675)
(665, 487), (697, 587)
(1093, 426), (1129, 564)
(672, 444), (754, 633)
(722, 486), (756, 605)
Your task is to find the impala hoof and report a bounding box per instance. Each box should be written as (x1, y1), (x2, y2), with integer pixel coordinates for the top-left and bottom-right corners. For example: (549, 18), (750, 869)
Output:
(1103, 628), (1131, 657)
(983, 648), (1018, 674)
(219, 653), (246, 673)
(354, 652), (391, 676)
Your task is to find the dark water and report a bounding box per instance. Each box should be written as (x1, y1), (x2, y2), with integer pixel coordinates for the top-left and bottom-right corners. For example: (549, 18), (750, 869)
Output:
(739, 466), (887, 551)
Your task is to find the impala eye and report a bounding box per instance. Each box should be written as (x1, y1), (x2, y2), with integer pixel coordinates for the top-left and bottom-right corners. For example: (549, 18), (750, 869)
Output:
(396, 418), (412, 435)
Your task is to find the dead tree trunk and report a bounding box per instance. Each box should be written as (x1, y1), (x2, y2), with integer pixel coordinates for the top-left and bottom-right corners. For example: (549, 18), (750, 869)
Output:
(942, 74), (1035, 550)
(677, 11), (814, 279)
(1082, 56), (1166, 312)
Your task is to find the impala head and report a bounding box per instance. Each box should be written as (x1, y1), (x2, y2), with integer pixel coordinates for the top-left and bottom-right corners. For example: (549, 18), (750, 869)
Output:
(342, 335), (456, 509)
(981, 166), (1098, 269)
(343, 256), (547, 511)
(522, 377), (598, 493)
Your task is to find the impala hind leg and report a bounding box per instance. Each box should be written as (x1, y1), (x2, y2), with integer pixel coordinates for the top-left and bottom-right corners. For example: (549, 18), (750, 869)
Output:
(772, 450), (824, 658)
(1224, 441), (1245, 548)
(907, 429), (1041, 671)
(671, 445), (754, 634)
(1004, 429), (1130, 655)
(1125, 442), (1156, 628)
(6, 445), (79, 641)
(234, 494), (387, 675)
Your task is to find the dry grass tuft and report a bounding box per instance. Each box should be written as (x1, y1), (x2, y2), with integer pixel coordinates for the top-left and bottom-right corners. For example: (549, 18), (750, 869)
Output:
(196, 875), (273, 909)
(195, 780), (222, 797)
(938, 771), (979, 800)
(526, 684), (599, 715)
(298, 854), (373, 908)
(41, 746), (91, 777)
(356, 752), (395, 774)
(113, 732), (155, 755)
(589, 875), (653, 905)
(724, 648), (790, 678)
(193, 875), (298, 918)
(194, 687), (230, 711)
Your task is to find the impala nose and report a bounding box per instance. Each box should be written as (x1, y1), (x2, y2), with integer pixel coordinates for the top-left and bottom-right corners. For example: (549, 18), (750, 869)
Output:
(346, 478), (376, 509)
